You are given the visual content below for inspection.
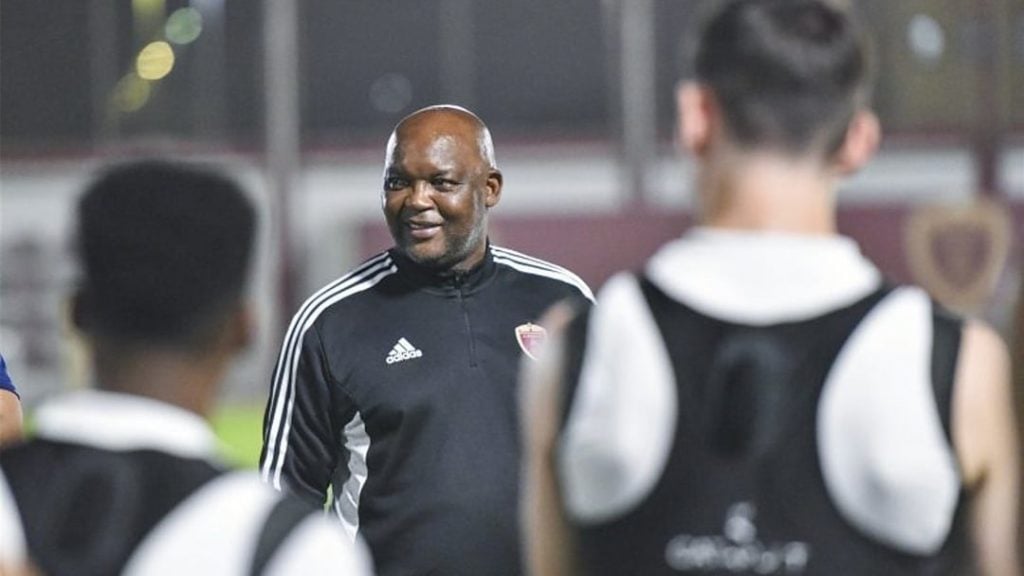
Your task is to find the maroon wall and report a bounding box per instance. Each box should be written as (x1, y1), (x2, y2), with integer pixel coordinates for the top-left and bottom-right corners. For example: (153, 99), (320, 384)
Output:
(360, 202), (1024, 292)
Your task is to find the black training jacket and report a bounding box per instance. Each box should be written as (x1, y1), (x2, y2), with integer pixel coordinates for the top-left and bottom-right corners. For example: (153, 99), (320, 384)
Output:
(260, 243), (592, 576)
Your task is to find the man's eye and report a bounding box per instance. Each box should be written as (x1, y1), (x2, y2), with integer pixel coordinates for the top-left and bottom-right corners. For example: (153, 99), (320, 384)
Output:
(432, 179), (458, 191)
(384, 177), (407, 191)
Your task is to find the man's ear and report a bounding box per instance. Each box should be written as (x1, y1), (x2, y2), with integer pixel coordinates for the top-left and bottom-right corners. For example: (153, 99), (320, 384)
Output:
(676, 82), (716, 158)
(484, 169), (503, 208)
(834, 109), (881, 175)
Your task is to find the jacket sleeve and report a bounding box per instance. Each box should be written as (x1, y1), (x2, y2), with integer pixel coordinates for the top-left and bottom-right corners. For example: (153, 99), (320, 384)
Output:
(260, 321), (343, 508)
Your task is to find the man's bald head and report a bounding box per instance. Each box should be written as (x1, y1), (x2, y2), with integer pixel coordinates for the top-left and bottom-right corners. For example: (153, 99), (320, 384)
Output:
(386, 105), (497, 169)
(381, 104), (503, 273)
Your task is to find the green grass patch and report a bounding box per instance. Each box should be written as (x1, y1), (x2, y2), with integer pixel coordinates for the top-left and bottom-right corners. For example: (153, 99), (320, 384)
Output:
(211, 404), (265, 469)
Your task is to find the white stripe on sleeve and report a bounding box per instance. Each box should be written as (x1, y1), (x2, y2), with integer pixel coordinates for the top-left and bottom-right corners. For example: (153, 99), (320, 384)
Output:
(262, 253), (395, 487)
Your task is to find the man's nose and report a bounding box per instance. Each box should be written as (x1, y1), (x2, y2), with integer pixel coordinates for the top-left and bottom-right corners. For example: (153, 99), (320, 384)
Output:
(408, 180), (433, 208)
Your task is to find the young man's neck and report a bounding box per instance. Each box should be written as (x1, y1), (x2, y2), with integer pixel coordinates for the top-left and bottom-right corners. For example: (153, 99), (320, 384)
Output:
(91, 343), (228, 418)
(698, 149), (839, 235)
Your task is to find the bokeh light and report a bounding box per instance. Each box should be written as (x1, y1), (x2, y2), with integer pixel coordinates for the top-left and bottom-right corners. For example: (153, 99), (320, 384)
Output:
(132, 0), (165, 14)
(165, 7), (203, 45)
(136, 41), (176, 80)
(132, 0), (167, 41)
(112, 74), (152, 113)
(907, 14), (945, 65)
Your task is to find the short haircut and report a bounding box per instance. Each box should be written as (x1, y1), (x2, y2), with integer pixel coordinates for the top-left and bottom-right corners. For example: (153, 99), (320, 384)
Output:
(75, 159), (256, 351)
(693, 0), (872, 156)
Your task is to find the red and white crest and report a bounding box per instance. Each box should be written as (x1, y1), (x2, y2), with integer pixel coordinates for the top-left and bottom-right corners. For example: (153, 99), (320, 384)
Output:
(515, 322), (548, 360)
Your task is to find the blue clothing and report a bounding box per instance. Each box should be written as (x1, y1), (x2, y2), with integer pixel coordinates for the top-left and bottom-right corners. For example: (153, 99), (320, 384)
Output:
(0, 354), (16, 396)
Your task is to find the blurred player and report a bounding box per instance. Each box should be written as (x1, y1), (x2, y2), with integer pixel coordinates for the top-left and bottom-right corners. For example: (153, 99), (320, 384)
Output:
(0, 160), (373, 575)
(522, 1), (1021, 574)
(0, 354), (23, 446)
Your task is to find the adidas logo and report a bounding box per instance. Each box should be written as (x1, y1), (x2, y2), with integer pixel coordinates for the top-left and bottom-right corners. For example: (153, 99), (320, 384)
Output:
(386, 338), (423, 365)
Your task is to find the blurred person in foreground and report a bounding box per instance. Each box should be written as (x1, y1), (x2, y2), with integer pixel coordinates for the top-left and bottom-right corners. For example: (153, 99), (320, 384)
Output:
(1012, 273), (1024, 562)
(521, 1), (1021, 574)
(0, 160), (373, 576)
(0, 354), (23, 446)
(260, 105), (593, 576)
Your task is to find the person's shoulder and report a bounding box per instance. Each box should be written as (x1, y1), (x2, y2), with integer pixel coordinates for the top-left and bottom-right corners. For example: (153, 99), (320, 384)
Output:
(490, 245), (594, 301)
(222, 472), (374, 575)
(954, 318), (1010, 429)
(293, 251), (399, 320)
(267, 505), (376, 575)
(0, 354), (15, 394)
(127, 470), (374, 575)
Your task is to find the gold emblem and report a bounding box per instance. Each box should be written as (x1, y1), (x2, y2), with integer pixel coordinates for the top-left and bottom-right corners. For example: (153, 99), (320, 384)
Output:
(905, 199), (1011, 315)
(515, 322), (548, 360)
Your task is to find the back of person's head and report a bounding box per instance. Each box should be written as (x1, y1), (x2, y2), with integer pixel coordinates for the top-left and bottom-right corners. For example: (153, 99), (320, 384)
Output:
(693, 0), (872, 157)
(74, 159), (256, 352)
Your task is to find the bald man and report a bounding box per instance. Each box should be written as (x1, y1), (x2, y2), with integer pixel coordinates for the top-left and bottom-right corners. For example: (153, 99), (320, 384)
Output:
(260, 105), (593, 576)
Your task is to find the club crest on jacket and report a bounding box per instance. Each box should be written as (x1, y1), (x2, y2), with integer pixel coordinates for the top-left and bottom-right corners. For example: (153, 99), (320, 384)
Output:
(515, 322), (547, 360)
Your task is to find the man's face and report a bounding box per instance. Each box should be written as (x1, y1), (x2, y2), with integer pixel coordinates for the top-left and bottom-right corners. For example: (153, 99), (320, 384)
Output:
(382, 115), (500, 273)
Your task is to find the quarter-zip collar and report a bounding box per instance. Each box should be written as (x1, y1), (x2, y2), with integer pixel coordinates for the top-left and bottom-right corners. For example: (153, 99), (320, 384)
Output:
(390, 242), (497, 296)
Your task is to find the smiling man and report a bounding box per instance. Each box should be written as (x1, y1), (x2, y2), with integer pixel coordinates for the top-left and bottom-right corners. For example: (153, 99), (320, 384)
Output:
(260, 105), (593, 576)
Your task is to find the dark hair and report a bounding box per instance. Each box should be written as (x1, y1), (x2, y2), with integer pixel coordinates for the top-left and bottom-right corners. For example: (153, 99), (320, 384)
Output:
(694, 0), (872, 156)
(75, 159), (257, 350)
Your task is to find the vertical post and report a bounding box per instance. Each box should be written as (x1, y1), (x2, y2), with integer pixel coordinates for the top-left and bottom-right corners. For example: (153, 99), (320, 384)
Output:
(89, 0), (119, 144)
(602, 0), (624, 165)
(192, 0), (227, 141)
(972, 0), (1002, 197)
(264, 0), (301, 327)
(619, 0), (657, 206)
(438, 0), (476, 107)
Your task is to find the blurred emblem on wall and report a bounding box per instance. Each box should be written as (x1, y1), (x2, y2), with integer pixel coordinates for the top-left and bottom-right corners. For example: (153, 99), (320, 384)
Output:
(905, 198), (1014, 316)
